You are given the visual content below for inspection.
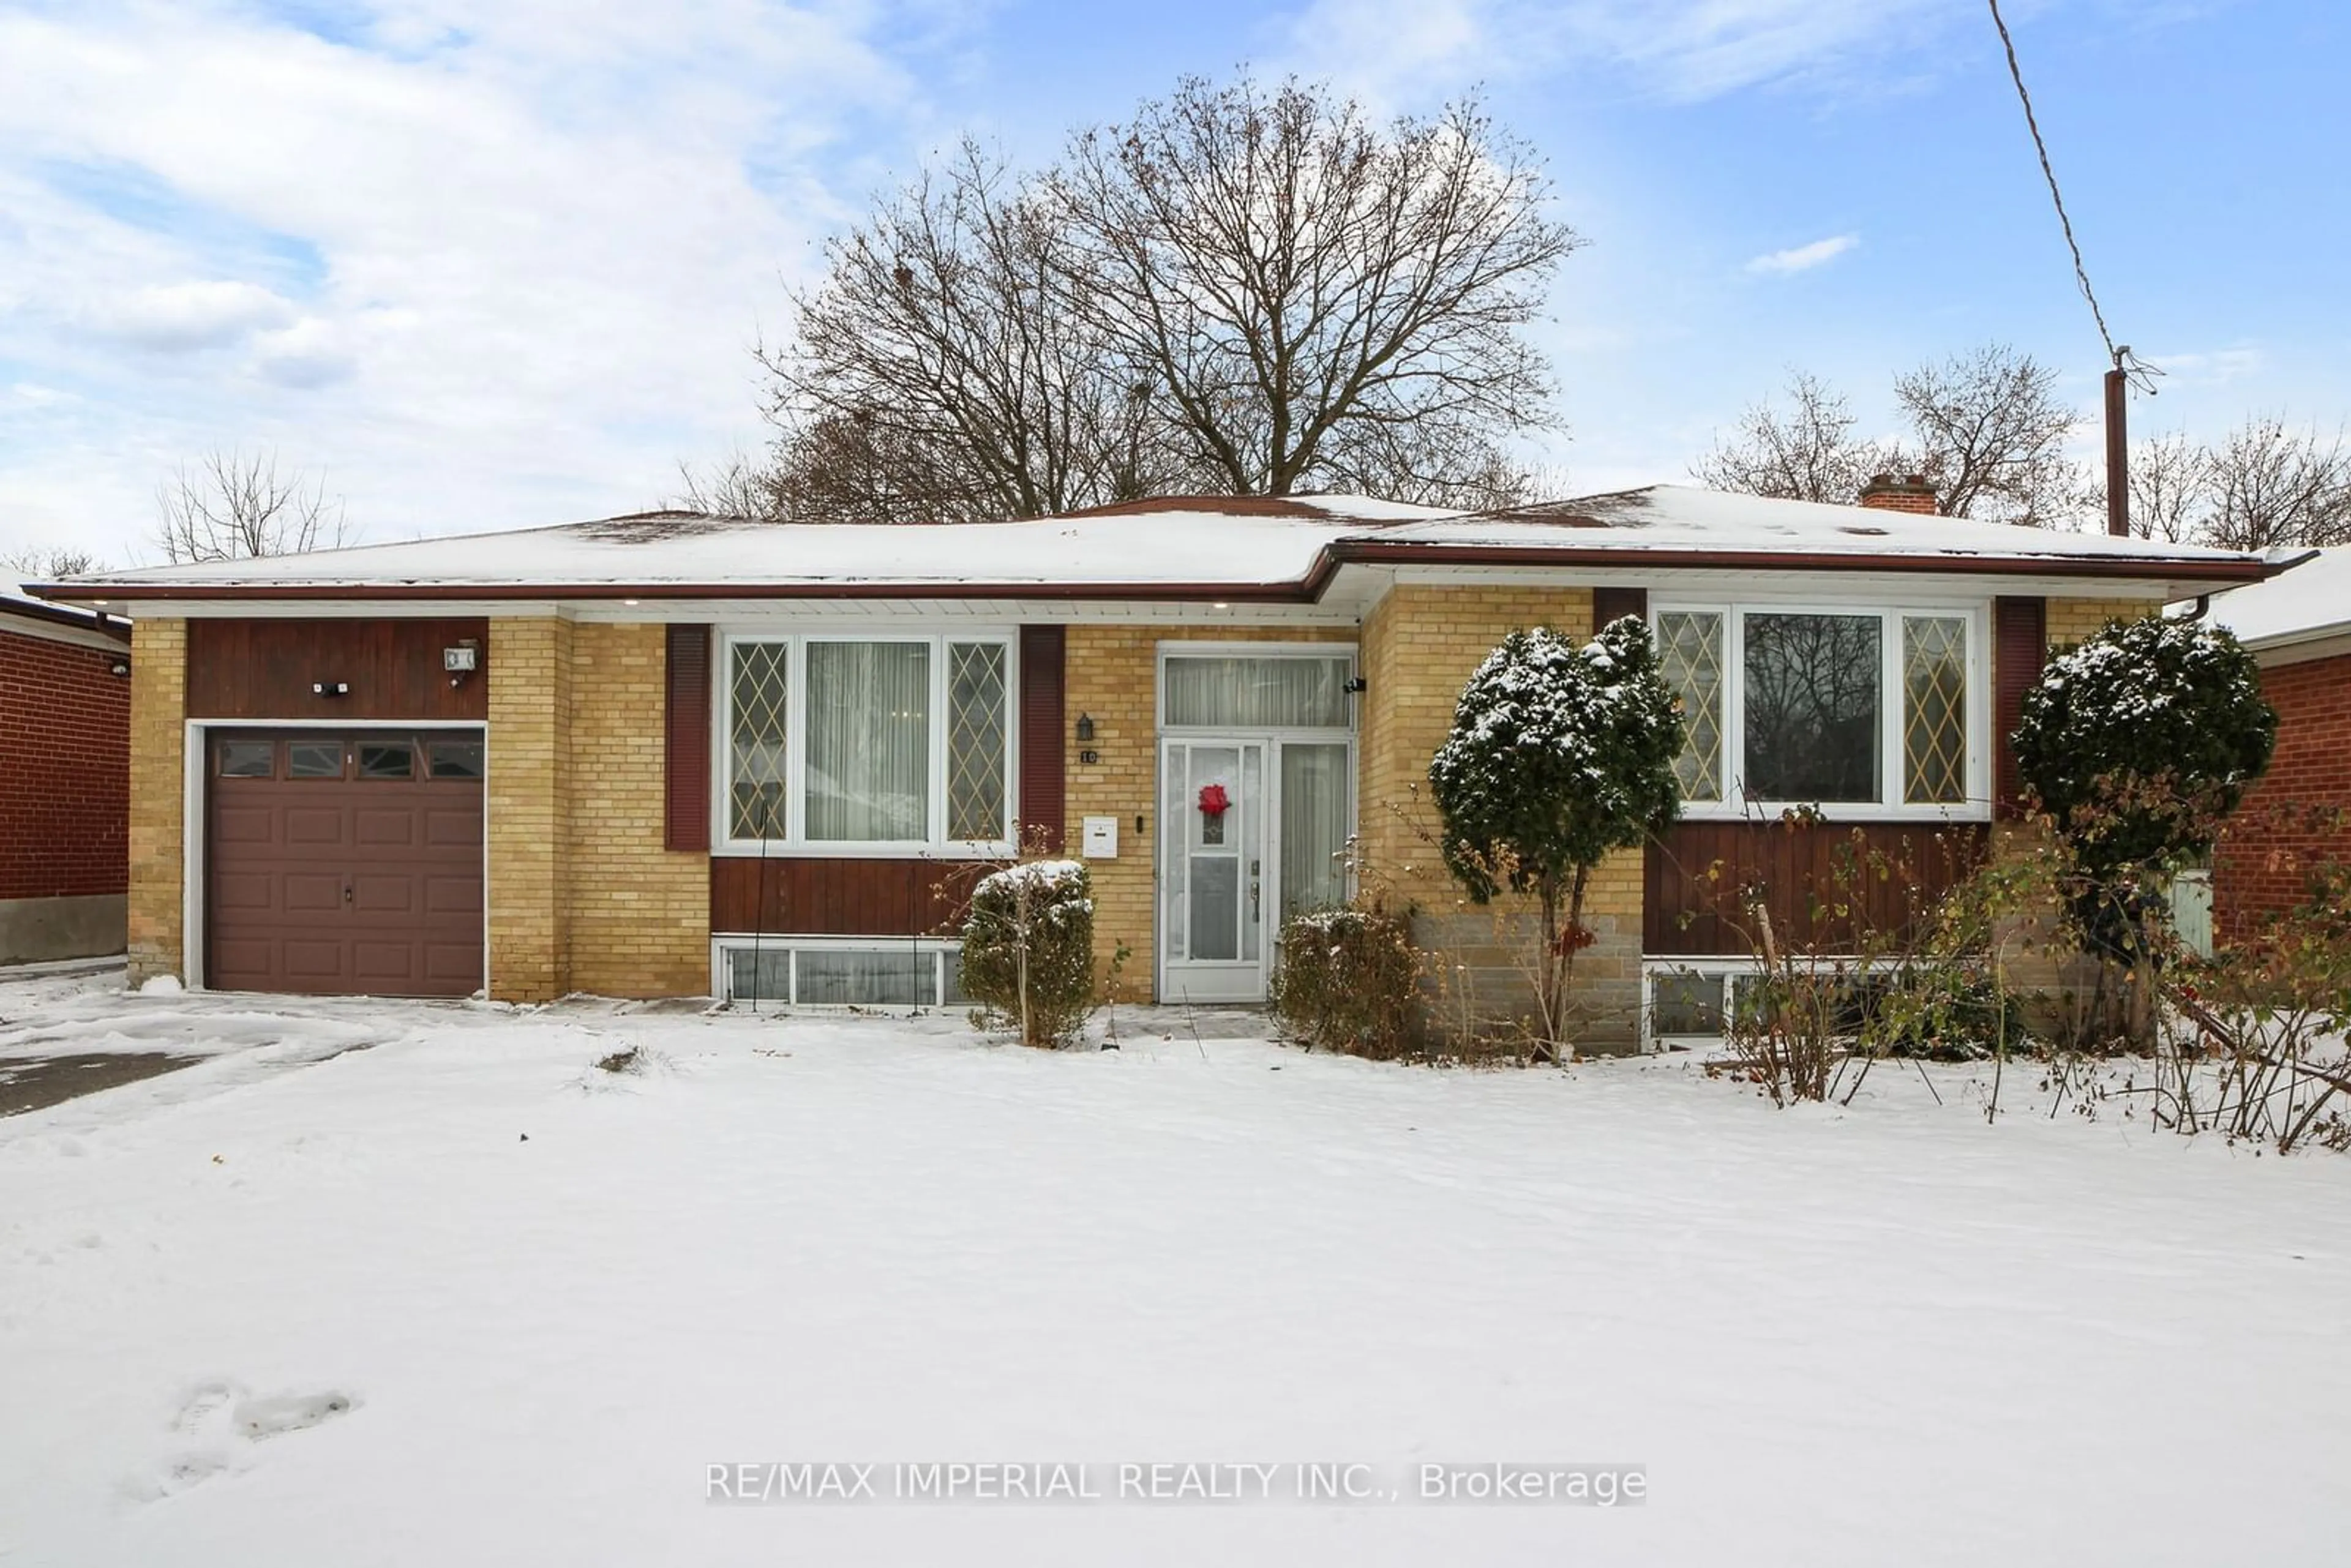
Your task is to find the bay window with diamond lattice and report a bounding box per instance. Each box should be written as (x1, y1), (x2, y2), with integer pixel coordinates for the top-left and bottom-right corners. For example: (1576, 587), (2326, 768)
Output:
(945, 642), (1010, 841)
(1901, 616), (1970, 805)
(1644, 602), (1985, 817)
(727, 641), (790, 841)
(1656, 611), (1725, 802)
(719, 633), (1014, 851)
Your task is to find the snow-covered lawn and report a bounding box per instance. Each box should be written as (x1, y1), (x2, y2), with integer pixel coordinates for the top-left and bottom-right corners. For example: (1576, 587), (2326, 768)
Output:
(4, 975), (2347, 1566)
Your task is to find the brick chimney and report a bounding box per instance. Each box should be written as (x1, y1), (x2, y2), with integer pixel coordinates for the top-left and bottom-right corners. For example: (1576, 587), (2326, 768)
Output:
(1857, 472), (1938, 515)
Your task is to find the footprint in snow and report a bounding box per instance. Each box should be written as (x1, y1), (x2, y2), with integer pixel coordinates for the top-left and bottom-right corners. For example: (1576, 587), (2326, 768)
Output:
(128, 1379), (359, 1501)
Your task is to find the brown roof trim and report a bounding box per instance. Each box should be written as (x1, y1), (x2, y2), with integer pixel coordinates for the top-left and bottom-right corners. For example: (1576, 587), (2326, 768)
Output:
(3, 594), (132, 641)
(48, 579), (1328, 604)
(1313, 540), (2283, 588)
(34, 539), (2279, 608)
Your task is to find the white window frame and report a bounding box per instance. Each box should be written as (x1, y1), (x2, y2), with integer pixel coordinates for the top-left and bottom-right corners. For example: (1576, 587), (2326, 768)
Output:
(714, 630), (1018, 858)
(1651, 599), (1992, 823)
(710, 934), (966, 1010)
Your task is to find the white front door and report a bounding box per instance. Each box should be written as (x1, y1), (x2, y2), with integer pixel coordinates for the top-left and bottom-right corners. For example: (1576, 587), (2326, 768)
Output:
(1160, 738), (1267, 1004)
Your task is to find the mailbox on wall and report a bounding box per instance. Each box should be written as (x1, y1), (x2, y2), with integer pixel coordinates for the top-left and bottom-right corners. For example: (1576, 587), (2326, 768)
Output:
(1081, 816), (1119, 859)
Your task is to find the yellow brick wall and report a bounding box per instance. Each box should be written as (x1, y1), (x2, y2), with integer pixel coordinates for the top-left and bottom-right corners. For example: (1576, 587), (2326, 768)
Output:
(487, 616), (573, 1002)
(564, 623), (710, 996)
(1354, 585), (1644, 1052)
(1064, 623), (1355, 1002)
(126, 618), (187, 987)
(2047, 596), (2164, 650)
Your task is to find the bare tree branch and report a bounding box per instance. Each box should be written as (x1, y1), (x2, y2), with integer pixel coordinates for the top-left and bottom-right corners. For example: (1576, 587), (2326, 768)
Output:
(1698, 346), (2091, 526)
(2124, 429), (2213, 544)
(156, 449), (350, 563)
(1890, 344), (2087, 525)
(2202, 418), (2351, 549)
(1692, 371), (1889, 504)
(1053, 77), (1578, 502)
(2, 545), (102, 582)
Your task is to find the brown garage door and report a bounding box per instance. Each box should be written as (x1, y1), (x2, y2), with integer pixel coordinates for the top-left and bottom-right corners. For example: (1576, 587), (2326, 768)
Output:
(206, 731), (485, 997)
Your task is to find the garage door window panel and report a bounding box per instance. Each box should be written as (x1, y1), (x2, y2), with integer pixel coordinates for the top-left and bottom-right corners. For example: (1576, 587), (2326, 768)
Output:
(289, 741), (343, 779)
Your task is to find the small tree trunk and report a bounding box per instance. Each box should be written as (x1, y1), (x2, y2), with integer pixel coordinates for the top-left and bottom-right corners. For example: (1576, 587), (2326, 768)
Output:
(1536, 877), (1561, 1063)
(1558, 861), (1591, 1056)
(1016, 882), (1033, 1046)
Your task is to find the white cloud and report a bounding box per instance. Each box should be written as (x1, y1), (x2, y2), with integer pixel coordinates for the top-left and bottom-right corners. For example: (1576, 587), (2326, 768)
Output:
(0, 1), (958, 560)
(2145, 345), (2263, 388)
(1745, 233), (1858, 275)
(91, 280), (298, 351)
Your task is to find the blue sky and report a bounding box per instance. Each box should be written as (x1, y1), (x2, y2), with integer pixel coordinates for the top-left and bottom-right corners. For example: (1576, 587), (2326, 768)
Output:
(2, 0), (2344, 563)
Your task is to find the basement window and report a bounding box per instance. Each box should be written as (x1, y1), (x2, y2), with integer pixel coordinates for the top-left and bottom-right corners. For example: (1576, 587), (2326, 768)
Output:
(715, 937), (967, 1010)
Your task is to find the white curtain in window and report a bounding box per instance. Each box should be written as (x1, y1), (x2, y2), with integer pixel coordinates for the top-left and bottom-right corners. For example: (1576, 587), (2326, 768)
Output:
(805, 642), (931, 841)
(1164, 656), (1351, 729)
(1280, 742), (1351, 920)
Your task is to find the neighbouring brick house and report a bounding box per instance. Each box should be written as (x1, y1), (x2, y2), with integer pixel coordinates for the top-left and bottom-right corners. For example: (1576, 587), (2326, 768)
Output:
(1, 588), (132, 964)
(36, 486), (2282, 1050)
(2209, 546), (2351, 937)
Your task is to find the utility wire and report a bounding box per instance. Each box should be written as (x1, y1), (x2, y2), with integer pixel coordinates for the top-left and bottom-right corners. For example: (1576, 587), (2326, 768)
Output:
(1986, 0), (2120, 367)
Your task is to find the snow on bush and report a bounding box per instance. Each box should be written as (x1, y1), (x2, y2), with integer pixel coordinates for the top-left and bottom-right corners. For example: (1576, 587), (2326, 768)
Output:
(960, 859), (1098, 1048)
(1427, 617), (1682, 1052)
(2016, 613), (2276, 968)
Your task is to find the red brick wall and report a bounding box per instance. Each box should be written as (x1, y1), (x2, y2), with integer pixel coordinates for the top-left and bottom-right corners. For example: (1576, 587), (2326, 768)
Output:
(0, 627), (130, 901)
(2214, 650), (2351, 936)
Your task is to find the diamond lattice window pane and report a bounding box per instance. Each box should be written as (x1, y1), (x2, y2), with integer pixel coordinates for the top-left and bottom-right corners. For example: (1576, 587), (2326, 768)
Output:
(729, 642), (789, 839)
(1903, 617), (1968, 805)
(946, 642), (1009, 841)
(1656, 612), (1725, 801)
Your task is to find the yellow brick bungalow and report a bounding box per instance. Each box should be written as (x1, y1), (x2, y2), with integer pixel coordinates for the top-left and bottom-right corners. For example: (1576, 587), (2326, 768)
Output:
(37, 483), (2282, 1052)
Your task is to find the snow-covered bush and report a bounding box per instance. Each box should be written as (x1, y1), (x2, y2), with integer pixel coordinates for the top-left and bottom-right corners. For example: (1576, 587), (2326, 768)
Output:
(2017, 615), (2276, 876)
(1269, 905), (1419, 1060)
(2015, 615), (2276, 973)
(959, 859), (1097, 1048)
(1427, 617), (1682, 1054)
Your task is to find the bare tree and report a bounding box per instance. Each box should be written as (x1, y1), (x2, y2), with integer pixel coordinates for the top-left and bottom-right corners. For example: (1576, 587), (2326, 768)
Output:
(1889, 345), (2087, 525)
(1054, 76), (1578, 503)
(156, 449), (349, 563)
(2124, 429), (2214, 544)
(1698, 345), (2089, 525)
(746, 75), (1578, 521)
(672, 449), (788, 521)
(758, 141), (1194, 523)
(2, 545), (101, 582)
(1692, 372), (1888, 504)
(2117, 419), (2350, 548)
(2203, 418), (2351, 549)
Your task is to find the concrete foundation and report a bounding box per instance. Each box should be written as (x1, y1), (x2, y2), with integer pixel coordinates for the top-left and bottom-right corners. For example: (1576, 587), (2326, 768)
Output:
(0, 893), (128, 966)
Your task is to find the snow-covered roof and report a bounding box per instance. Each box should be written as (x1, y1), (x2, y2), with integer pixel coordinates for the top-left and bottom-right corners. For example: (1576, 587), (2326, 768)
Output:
(2, 583), (127, 640)
(31, 486), (2282, 607)
(2206, 546), (2351, 653)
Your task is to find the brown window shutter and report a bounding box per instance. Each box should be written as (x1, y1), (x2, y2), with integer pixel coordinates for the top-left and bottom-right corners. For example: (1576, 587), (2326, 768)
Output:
(1592, 586), (1648, 629)
(1993, 596), (2046, 819)
(665, 624), (713, 851)
(1018, 625), (1066, 853)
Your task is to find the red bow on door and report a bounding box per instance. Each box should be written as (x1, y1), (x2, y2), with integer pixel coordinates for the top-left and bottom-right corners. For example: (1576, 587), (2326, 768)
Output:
(1196, 782), (1230, 819)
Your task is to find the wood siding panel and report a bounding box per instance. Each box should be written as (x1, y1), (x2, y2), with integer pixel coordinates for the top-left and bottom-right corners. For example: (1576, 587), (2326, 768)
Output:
(1592, 586), (1648, 629)
(1644, 819), (1990, 956)
(1018, 625), (1066, 852)
(187, 618), (490, 721)
(709, 857), (986, 937)
(1993, 596), (2047, 819)
(664, 624), (711, 852)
